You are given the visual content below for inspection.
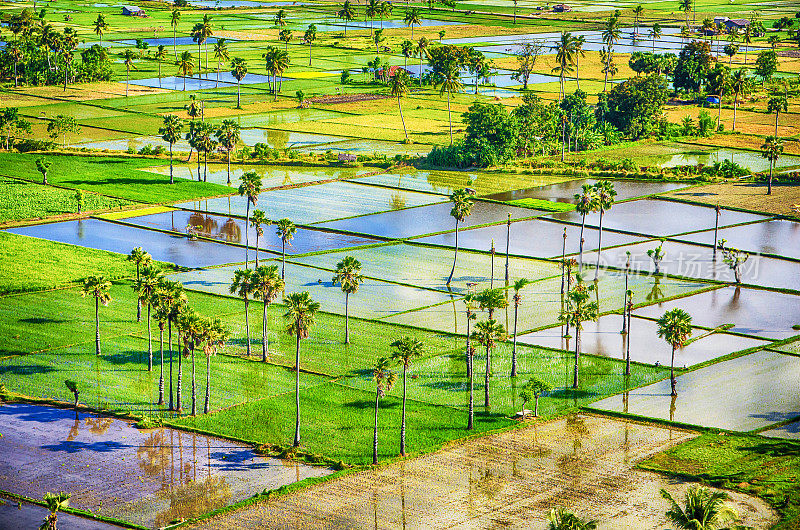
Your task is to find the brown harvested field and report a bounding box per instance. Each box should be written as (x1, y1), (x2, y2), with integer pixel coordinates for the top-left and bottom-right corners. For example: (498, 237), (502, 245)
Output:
(668, 180), (800, 218)
(193, 414), (777, 529)
(682, 134), (800, 156)
(8, 82), (168, 101)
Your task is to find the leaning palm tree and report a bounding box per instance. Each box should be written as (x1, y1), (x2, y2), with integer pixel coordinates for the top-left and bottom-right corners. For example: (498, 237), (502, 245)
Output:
(390, 69), (410, 142)
(230, 268), (257, 357)
(200, 316), (229, 414)
(390, 336), (424, 457)
(372, 356), (396, 464)
(81, 276), (112, 356)
(252, 265), (284, 362)
(574, 184), (596, 274)
(250, 209), (269, 266)
(284, 291), (320, 447)
(134, 264), (163, 371)
(230, 57), (248, 109)
(122, 49), (136, 97)
(177, 51), (194, 91)
(563, 275), (598, 389)
(471, 319), (506, 409)
(127, 247), (151, 322)
(177, 307), (202, 416)
(215, 119), (241, 185)
(547, 507), (597, 530)
(660, 486), (738, 529)
(275, 218), (297, 279)
(213, 38), (229, 88)
(446, 188), (475, 285)
(592, 180), (616, 281)
(761, 135), (783, 195)
(657, 308), (693, 396)
(332, 256), (363, 344)
(439, 63), (463, 145)
(41, 492), (71, 530)
(510, 278), (530, 377)
(238, 171), (262, 267)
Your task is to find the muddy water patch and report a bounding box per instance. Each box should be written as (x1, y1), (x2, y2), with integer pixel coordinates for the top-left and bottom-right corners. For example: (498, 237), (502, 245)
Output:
(0, 403), (331, 528)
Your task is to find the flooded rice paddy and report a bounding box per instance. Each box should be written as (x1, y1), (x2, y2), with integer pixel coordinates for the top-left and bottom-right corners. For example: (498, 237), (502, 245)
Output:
(0, 403), (331, 528)
(656, 147), (800, 171)
(676, 218), (800, 261)
(145, 163), (368, 188)
(486, 179), (688, 203)
(0, 494), (123, 529)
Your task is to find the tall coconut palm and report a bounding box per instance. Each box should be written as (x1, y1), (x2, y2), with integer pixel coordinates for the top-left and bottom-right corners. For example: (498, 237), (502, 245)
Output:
(761, 135), (783, 195)
(601, 11), (622, 91)
(122, 49), (136, 97)
(252, 265), (284, 362)
(215, 119), (240, 185)
(332, 256), (363, 344)
(230, 57), (248, 109)
(157, 115), (182, 181)
(416, 37), (430, 86)
(177, 51), (194, 91)
(390, 336), (424, 457)
(464, 295), (478, 429)
(404, 8), (421, 39)
(250, 210), (268, 266)
(657, 308), (692, 396)
(510, 278), (530, 377)
(366, 0), (379, 35)
(200, 316), (229, 414)
(127, 247), (151, 322)
(197, 121), (216, 183)
(592, 180), (616, 281)
(213, 38), (228, 88)
(81, 276), (112, 356)
(678, 0), (691, 29)
(390, 69), (410, 142)
(135, 265), (163, 371)
(41, 492), (71, 530)
(730, 69), (751, 131)
(649, 23), (662, 52)
(93, 14), (108, 43)
(159, 278), (187, 411)
(563, 275), (598, 389)
(337, 1), (356, 37)
(191, 22), (206, 78)
(371, 356), (396, 464)
(274, 8), (287, 27)
(279, 28), (293, 51)
(284, 291), (320, 447)
(767, 93), (788, 138)
(445, 189), (476, 286)
(238, 171), (262, 267)
(573, 35), (586, 90)
(742, 24), (752, 64)
(471, 319), (505, 409)
(154, 45), (167, 88)
(552, 32), (576, 101)
(475, 287), (508, 375)
(574, 184), (596, 274)
(201, 14), (213, 72)
(177, 307), (202, 416)
(379, 1), (392, 28)
(660, 486), (737, 529)
(632, 4), (644, 36)
(401, 39), (414, 68)
(170, 9), (181, 60)
(439, 62), (463, 145)
(152, 299), (169, 405)
(304, 24), (317, 67)
(275, 218), (296, 279)
(230, 268), (257, 357)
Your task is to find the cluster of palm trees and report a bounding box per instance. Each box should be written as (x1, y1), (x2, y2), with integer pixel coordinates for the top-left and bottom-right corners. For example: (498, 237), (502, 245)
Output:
(573, 181), (617, 278)
(551, 31), (587, 100)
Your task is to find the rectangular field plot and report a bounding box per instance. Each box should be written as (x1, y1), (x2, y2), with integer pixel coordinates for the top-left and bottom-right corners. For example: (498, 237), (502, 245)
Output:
(589, 351), (800, 432)
(418, 218), (647, 259)
(6, 219), (241, 268)
(676, 219), (800, 261)
(176, 181), (444, 225)
(289, 243), (561, 293)
(485, 179), (689, 203)
(301, 139), (434, 158)
(633, 286), (800, 340)
(517, 315), (769, 368)
(317, 201), (538, 239)
(145, 164), (367, 188)
(121, 210), (377, 256)
(548, 199), (769, 238)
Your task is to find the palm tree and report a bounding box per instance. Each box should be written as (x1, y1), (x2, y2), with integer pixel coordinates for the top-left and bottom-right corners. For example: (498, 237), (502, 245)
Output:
(657, 308), (692, 396)
(122, 49), (136, 97)
(660, 486), (737, 529)
(373, 28), (385, 55)
(275, 218), (296, 279)
(380, 1), (393, 29)
(279, 29), (293, 51)
(154, 45), (167, 88)
(464, 295), (478, 429)
(80, 276), (112, 356)
(152, 299), (169, 405)
(601, 11), (621, 91)
(742, 24), (753, 64)
(574, 184), (596, 274)
(390, 336), (424, 457)
(390, 69), (410, 142)
(337, 1), (356, 37)
(7, 41), (22, 88)
(548, 507), (597, 530)
(41, 492), (71, 530)
(592, 180), (617, 281)
(230, 268), (257, 357)
(471, 319), (506, 408)
(632, 4), (644, 36)
(404, 8), (421, 39)
(238, 171), (262, 266)
(371, 356), (396, 464)
(159, 115), (183, 185)
(127, 247), (151, 322)
(250, 210), (268, 266)
(552, 32), (576, 101)
(401, 39), (414, 68)
(767, 93), (788, 138)
(563, 275), (598, 389)
(366, 0), (379, 35)
(573, 35), (586, 90)
(177, 307), (202, 416)
(159, 279), (187, 411)
(252, 265), (284, 362)
(135, 264), (163, 371)
(284, 291), (320, 447)
(93, 14), (108, 43)
(520, 378), (551, 418)
(274, 8), (287, 27)
(332, 256), (363, 344)
(729, 69), (751, 131)
(230, 57), (248, 108)
(446, 188), (475, 285)
(200, 316), (229, 414)
(416, 37), (430, 87)
(510, 278), (530, 377)
(475, 287), (508, 373)
(649, 23), (663, 52)
(439, 64), (462, 146)
(678, 0), (692, 29)
(304, 25), (317, 67)
(201, 14), (213, 72)
(213, 38), (229, 88)
(178, 51), (194, 91)
(198, 121), (216, 183)
(215, 119), (240, 185)
(191, 22), (206, 78)
(761, 135), (783, 195)
(170, 9), (181, 60)
(265, 47), (290, 101)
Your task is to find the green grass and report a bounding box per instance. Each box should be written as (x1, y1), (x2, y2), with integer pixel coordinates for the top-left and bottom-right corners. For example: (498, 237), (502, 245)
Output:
(0, 232), (139, 295)
(641, 433), (800, 529)
(0, 177), (135, 223)
(506, 198), (577, 212)
(0, 153), (232, 204)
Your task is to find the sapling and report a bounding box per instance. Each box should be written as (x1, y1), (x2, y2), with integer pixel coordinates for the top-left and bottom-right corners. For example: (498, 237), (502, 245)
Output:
(64, 379), (79, 407)
(75, 189), (84, 214)
(520, 378), (551, 418)
(647, 240), (666, 275)
(719, 239), (749, 283)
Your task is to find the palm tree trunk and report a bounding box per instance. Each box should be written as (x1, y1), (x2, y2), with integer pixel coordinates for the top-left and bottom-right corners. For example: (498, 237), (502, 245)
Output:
(244, 298), (251, 356)
(204, 352), (211, 413)
(511, 302), (519, 377)
(136, 265), (142, 321)
(227, 148), (232, 185)
(400, 364), (407, 456)
(733, 94), (738, 131)
(467, 349), (474, 429)
(775, 111), (779, 138)
(595, 210), (604, 281)
(447, 89), (453, 145)
(345, 292), (350, 344)
(169, 143), (174, 184)
(398, 96), (408, 141)
(293, 333), (301, 447)
(419, 56), (423, 86)
(465, 311), (472, 377)
(177, 338), (183, 412)
(191, 347), (196, 416)
(768, 160), (773, 195)
(282, 241), (286, 279)
(245, 201), (250, 266)
(237, 81), (241, 109)
(255, 233), (260, 268)
(126, 66), (129, 97)
(169, 319), (174, 410)
(670, 344), (677, 396)
(174, 28), (177, 60)
(203, 151), (208, 183)
(262, 301), (269, 362)
(625, 302), (631, 376)
(309, 43), (312, 67)
(95, 296), (101, 355)
(158, 327), (165, 405)
(447, 219), (459, 285)
(484, 344), (490, 408)
(147, 304), (152, 371)
(573, 325), (580, 389)
(373, 390), (380, 465)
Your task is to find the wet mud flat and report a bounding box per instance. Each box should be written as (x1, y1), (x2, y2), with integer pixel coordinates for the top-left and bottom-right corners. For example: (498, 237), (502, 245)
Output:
(0, 403), (331, 528)
(192, 414), (776, 529)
